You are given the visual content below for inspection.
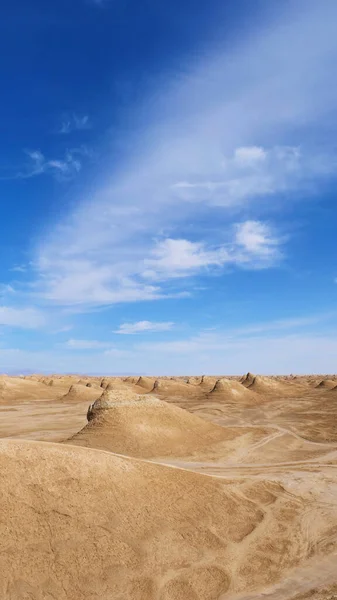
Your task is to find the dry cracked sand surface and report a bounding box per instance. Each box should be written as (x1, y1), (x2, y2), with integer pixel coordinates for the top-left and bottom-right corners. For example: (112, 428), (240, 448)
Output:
(1, 373), (337, 599)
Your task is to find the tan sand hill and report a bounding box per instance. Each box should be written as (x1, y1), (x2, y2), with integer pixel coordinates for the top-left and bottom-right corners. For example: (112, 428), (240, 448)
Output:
(66, 389), (242, 459)
(241, 372), (256, 387)
(124, 376), (140, 384)
(209, 378), (260, 404)
(200, 375), (218, 387)
(187, 376), (203, 385)
(104, 380), (130, 392)
(2, 438), (335, 600)
(0, 376), (66, 403)
(2, 372), (337, 599)
(134, 376), (155, 391)
(316, 379), (337, 389)
(44, 376), (79, 386)
(77, 378), (91, 386)
(99, 377), (111, 389)
(60, 384), (102, 403)
(241, 373), (304, 396)
(85, 381), (101, 388)
(151, 378), (201, 396)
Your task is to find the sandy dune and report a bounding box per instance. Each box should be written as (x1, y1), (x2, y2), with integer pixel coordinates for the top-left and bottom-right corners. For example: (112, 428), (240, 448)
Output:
(209, 378), (260, 404)
(60, 383), (103, 403)
(1, 372), (337, 599)
(0, 375), (68, 402)
(67, 389), (244, 459)
(3, 438), (337, 600)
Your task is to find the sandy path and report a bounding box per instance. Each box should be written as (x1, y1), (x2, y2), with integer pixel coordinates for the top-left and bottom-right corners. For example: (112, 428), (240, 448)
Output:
(224, 551), (337, 600)
(0, 399), (87, 441)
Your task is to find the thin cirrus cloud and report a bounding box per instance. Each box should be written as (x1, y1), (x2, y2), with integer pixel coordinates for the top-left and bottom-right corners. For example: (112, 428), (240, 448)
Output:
(21, 149), (82, 180)
(28, 1), (337, 308)
(143, 221), (281, 281)
(0, 306), (46, 329)
(114, 321), (174, 335)
(59, 114), (91, 135)
(34, 219), (281, 306)
(134, 332), (337, 375)
(10, 265), (27, 273)
(0, 150), (83, 182)
(0, 330), (336, 374)
(64, 339), (112, 350)
(137, 311), (337, 355)
(170, 146), (311, 207)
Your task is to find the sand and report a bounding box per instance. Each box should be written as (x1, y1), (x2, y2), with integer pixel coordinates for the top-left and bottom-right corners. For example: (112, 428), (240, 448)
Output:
(1, 373), (337, 599)
(209, 378), (260, 404)
(60, 383), (103, 403)
(67, 389), (245, 460)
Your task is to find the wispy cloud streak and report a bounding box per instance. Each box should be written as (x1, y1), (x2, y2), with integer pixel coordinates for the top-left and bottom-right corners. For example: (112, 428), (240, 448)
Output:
(28, 1), (337, 308)
(59, 114), (91, 134)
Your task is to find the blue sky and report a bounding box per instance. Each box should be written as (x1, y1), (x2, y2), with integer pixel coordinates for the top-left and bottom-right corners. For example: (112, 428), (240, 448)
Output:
(1, 0), (337, 374)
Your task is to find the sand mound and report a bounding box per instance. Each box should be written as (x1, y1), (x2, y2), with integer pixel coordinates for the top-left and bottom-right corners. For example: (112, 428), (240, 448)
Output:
(0, 438), (321, 600)
(135, 376), (155, 391)
(85, 381), (101, 388)
(249, 376), (283, 393)
(103, 380), (128, 393)
(0, 376), (65, 403)
(316, 379), (337, 389)
(241, 373), (297, 396)
(60, 384), (102, 403)
(67, 389), (235, 459)
(99, 377), (111, 389)
(187, 376), (203, 385)
(124, 376), (140, 384)
(209, 378), (260, 404)
(151, 379), (200, 397)
(241, 372), (256, 387)
(52, 376), (78, 384)
(200, 375), (217, 386)
(77, 378), (90, 386)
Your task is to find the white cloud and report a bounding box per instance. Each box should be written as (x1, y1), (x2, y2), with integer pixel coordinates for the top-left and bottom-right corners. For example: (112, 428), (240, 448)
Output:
(103, 348), (134, 357)
(0, 306), (45, 329)
(22, 149), (82, 180)
(64, 339), (111, 350)
(132, 311), (337, 373)
(134, 332), (337, 375)
(33, 219), (281, 306)
(50, 325), (73, 334)
(0, 284), (15, 296)
(143, 239), (230, 279)
(234, 313), (336, 336)
(171, 146), (305, 206)
(36, 259), (163, 305)
(137, 311), (336, 355)
(233, 146), (267, 166)
(59, 114), (91, 134)
(114, 320), (174, 334)
(29, 1), (337, 308)
(0, 312), (335, 374)
(235, 220), (281, 257)
(143, 221), (281, 280)
(10, 265), (27, 273)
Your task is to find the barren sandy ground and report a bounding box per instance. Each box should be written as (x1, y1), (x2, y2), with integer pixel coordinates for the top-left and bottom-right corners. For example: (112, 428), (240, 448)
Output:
(1, 373), (337, 599)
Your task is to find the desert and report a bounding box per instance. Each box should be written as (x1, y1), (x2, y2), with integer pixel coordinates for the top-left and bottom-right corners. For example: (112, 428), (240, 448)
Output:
(2, 0), (337, 598)
(1, 373), (337, 599)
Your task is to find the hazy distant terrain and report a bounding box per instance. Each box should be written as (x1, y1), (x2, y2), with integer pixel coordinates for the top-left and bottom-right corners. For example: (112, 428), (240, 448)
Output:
(1, 372), (337, 599)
